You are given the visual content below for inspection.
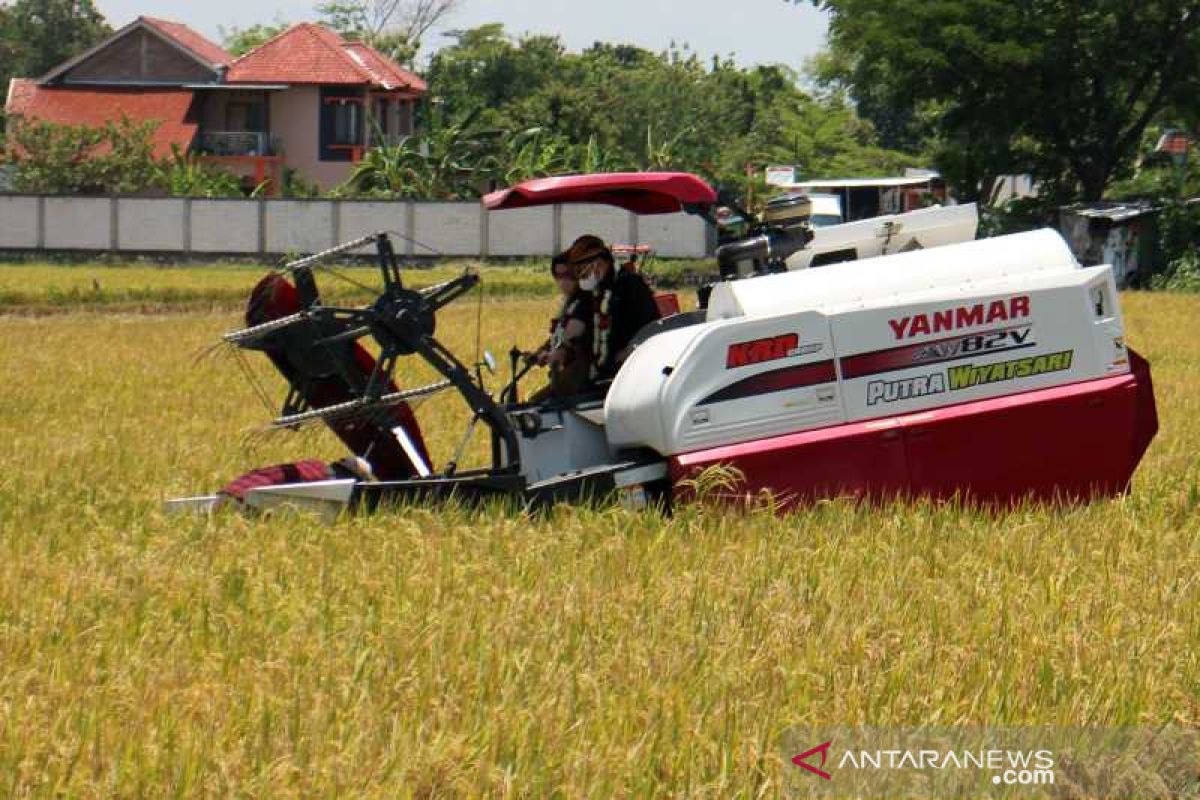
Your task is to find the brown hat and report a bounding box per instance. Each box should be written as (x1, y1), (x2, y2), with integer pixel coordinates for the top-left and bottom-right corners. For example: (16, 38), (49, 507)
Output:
(561, 234), (612, 267)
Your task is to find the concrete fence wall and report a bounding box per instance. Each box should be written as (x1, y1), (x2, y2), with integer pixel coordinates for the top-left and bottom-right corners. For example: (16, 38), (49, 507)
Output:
(0, 195), (713, 259)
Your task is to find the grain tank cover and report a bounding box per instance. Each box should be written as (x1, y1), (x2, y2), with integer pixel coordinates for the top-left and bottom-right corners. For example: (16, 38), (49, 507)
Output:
(706, 228), (1078, 321)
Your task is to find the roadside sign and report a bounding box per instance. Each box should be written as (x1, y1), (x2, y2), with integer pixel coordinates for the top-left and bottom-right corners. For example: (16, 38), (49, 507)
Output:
(765, 165), (798, 186)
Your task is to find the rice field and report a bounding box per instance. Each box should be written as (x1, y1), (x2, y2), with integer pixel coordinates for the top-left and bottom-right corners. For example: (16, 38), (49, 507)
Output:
(0, 261), (554, 313)
(0, 264), (1198, 797)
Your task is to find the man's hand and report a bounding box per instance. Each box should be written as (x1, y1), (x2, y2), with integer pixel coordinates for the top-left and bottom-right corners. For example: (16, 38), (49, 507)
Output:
(546, 346), (568, 368)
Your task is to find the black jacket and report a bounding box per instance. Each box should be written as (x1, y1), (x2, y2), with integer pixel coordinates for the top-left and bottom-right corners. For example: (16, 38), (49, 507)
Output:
(596, 270), (661, 379)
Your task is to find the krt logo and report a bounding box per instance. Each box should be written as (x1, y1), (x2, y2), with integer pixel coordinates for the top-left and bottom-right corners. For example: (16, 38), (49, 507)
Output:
(726, 333), (799, 369)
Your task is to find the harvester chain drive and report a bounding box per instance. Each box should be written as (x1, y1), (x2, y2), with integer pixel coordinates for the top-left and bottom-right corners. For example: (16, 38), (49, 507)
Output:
(223, 312), (310, 346)
(279, 233), (384, 274)
(270, 380), (452, 429)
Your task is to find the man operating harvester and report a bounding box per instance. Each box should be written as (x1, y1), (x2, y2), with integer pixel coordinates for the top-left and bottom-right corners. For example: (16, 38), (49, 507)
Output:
(562, 234), (661, 382)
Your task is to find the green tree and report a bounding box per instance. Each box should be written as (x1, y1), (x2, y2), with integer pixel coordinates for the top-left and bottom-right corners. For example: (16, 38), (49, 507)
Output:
(488, 126), (575, 185)
(0, 0), (110, 78)
(342, 114), (498, 198)
(421, 25), (565, 131)
(315, 0), (462, 66)
(802, 0), (1200, 202)
(342, 135), (430, 196)
(5, 117), (247, 196)
(219, 21), (289, 57)
(0, 0), (111, 132)
(422, 24), (917, 198)
(158, 147), (249, 197)
(5, 115), (159, 194)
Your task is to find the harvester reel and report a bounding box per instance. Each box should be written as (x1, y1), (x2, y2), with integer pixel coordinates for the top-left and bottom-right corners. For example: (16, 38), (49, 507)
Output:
(369, 284), (437, 355)
(222, 232), (516, 480)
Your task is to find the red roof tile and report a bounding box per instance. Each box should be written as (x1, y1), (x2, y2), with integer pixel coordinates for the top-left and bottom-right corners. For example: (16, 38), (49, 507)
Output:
(5, 79), (198, 158)
(227, 23), (425, 93)
(227, 24), (367, 84)
(342, 42), (426, 93)
(141, 16), (233, 68)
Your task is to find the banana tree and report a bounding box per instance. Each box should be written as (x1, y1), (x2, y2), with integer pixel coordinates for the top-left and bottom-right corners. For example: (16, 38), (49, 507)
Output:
(574, 134), (626, 174)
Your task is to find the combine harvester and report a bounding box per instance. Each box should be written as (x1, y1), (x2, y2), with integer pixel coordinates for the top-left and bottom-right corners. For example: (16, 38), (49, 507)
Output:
(168, 173), (1157, 515)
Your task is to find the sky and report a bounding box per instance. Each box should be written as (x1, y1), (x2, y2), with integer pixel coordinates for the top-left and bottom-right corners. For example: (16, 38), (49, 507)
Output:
(93, 0), (830, 73)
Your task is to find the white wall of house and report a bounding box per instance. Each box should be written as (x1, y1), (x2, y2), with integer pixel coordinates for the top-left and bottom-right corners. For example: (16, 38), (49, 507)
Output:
(188, 88), (419, 191)
(270, 86), (355, 190)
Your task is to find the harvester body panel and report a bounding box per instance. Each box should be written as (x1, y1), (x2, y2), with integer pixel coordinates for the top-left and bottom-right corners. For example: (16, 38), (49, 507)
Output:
(605, 229), (1154, 504)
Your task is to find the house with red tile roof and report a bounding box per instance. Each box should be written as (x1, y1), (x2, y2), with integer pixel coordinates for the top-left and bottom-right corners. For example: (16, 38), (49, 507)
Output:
(4, 17), (426, 192)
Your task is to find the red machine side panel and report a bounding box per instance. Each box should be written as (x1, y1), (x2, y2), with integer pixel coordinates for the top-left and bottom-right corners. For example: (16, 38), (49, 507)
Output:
(670, 367), (1156, 506)
(901, 371), (1143, 502)
(1127, 348), (1158, 471)
(671, 415), (910, 504)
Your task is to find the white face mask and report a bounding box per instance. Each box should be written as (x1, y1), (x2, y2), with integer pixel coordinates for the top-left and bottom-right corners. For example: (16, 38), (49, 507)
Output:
(579, 275), (599, 291)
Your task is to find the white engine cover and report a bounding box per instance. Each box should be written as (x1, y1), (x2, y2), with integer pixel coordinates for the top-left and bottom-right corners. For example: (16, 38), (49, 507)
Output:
(605, 229), (1130, 457)
(785, 202), (979, 270)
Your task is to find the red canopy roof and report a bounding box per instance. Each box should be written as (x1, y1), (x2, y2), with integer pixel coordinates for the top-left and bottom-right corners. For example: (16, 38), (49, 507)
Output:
(483, 172), (717, 215)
